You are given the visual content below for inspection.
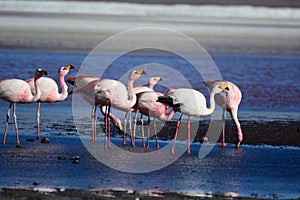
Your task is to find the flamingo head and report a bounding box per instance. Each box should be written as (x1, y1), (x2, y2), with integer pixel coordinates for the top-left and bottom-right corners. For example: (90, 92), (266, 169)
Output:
(59, 65), (75, 77)
(34, 68), (48, 80)
(209, 82), (229, 94)
(148, 76), (162, 88)
(129, 69), (146, 81)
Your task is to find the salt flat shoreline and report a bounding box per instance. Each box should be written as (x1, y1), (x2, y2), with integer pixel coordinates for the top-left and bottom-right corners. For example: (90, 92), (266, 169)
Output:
(0, 1), (300, 53)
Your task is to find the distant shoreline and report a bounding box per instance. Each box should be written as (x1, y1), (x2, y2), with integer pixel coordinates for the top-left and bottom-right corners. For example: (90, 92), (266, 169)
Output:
(52, 0), (300, 8)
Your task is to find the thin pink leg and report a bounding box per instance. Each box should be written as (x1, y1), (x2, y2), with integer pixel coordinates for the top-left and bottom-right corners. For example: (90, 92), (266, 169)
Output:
(154, 118), (159, 149)
(220, 109), (227, 147)
(129, 112), (135, 147)
(13, 103), (20, 146)
(187, 116), (191, 154)
(146, 117), (150, 148)
(2, 102), (12, 145)
(133, 110), (138, 146)
(171, 114), (182, 154)
(141, 115), (145, 148)
(107, 117), (111, 148)
(36, 102), (41, 141)
(91, 106), (96, 142)
(123, 112), (128, 145)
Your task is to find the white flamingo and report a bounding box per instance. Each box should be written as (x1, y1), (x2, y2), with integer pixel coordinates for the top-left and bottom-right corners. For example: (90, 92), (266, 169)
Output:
(26, 65), (74, 140)
(0, 68), (47, 146)
(157, 83), (229, 154)
(205, 80), (243, 148)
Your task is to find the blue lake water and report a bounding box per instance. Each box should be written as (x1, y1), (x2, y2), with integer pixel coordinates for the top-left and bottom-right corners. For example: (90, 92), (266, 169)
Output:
(0, 49), (299, 114)
(0, 49), (299, 199)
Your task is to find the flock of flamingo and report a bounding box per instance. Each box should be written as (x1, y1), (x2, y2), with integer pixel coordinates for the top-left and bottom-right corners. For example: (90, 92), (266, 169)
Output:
(0, 65), (243, 154)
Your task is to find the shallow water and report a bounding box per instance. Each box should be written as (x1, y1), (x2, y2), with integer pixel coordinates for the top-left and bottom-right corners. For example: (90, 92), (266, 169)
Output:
(0, 49), (299, 198)
(0, 49), (299, 113)
(0, 135), (299, 199)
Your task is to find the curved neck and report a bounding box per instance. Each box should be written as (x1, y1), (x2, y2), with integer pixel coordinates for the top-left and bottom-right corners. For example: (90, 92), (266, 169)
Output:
(205, 92), (216, 116)
(127, 79), (134, 101)
(165, 109), (176, 121)
(57, 74), (68, 101)
(33, 78), (42, 101)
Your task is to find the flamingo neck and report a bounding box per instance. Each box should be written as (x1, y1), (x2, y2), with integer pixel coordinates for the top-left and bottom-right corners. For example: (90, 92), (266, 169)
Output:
(127, 79), (137, 108)
(57, 74), (68, 101)
(148, 82), (154, 89)
(205, 92), (216, 116)
(165, 109), (176, 121)
(33, 78), (42, 101)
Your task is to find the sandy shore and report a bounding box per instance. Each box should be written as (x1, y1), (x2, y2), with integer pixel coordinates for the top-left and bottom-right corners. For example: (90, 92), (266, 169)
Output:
(0, 1), (300, 53)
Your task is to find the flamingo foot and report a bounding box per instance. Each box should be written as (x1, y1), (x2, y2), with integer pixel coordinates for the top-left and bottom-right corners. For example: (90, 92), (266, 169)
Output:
(2, 140), (5, 145)
(130, 139), (135, 148)
(220, 142), (227, 147)
(171, 149), (175, 154)
(156, 143), (160, 149)
(235, 141), (241, 149)
(187, 150), (191, 155)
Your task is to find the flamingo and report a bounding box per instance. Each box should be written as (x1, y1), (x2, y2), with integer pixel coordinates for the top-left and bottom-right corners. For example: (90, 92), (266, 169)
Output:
(157, 83), (229, 154)
(93, 69), (146, 147)
(205, 80), (243, 148)
(0, 68), (47, 146)
(132, 76), (162, 147)
(67, 76), (122, 142)
(26, 65), (74, 140)
(136, 91), (175, 149)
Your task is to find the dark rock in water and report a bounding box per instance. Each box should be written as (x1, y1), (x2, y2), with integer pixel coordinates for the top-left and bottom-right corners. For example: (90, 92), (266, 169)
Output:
(71, 156), (80, 161)
(71, 156), (80, 164)
(26, 138), (35, 142)
(72, 159), (79, 164)
(33, 181), (39, 186)
(15, 144), (24, 148)
(57, 156), (66, 160)
(41, 138), (50, 144)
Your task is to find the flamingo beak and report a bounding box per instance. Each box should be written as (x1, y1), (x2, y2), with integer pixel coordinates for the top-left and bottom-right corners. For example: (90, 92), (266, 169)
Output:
(221, 84), (229, 91)
(40, 69), (48, 76)
(118, 123), (123, 131)
(136, 70), (146, 75)
(155, 76), (162, 81)
(64, 65), (75, 70)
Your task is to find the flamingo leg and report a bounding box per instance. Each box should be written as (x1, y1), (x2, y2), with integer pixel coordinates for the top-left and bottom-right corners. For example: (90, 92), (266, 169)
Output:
(187, 116), (191, 154)
(2, 102), (12, 145)
(129, 112), (135, 147)
(91, 106), (96, 142)
(13, 103), (20, 146)
(123, 112), (128, 145)
(230, 108), (243, 148)
(171, 114), (183, 154)
(220, 109), (227, 147)
(146, 117), (150, 148)
(107, 106), (111, 148)
(36, 102), (41, 141)
(154, 118), (159, 149)
(133, 110), (139, 146)
(141, 114), (145, 148)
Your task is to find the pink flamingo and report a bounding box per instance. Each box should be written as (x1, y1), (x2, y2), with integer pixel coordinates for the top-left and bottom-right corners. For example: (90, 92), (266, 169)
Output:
(136, 91), (175, 149)
(26, 65), (74, 140)
(93, 70), (146, 148)
(132, 76), (162, 147)
(0, 68), (47, 146)
(67, 75), (122, 142)
(157, 83), (229, 154)
(205, 80), (243, 148)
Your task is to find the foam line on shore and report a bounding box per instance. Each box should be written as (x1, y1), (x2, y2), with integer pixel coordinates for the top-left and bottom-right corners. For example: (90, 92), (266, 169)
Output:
(1, 0), (300, 21)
